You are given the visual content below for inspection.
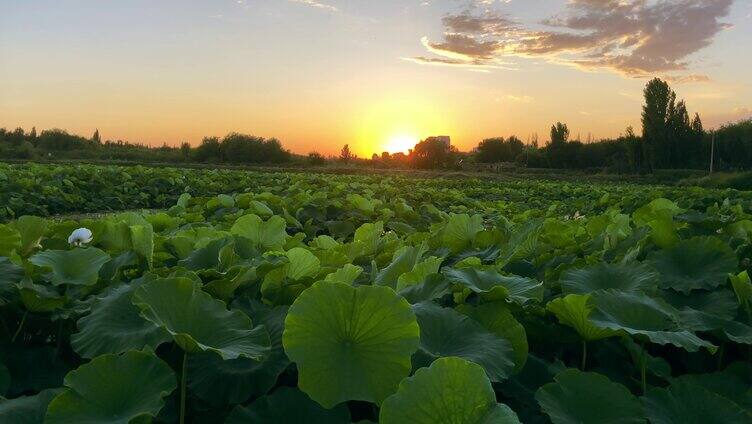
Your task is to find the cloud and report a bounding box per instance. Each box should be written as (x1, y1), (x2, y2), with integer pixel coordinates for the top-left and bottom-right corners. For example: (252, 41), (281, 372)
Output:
(413, 0), (733, 81)
(288, 0), (338, 12)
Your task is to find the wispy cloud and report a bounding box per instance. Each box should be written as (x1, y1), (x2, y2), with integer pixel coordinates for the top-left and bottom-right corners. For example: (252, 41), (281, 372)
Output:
(288, 0), (338, 12)
(413, 0), (733, 81)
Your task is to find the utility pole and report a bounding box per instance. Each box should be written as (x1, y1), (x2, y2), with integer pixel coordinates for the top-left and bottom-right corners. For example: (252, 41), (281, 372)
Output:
(709, 130), (715, 174)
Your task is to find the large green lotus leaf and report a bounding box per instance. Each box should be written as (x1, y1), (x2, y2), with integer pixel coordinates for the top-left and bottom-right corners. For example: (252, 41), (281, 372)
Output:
(559, 262), (659, 295)
(70, 283), (171, 358)
(442, 214), (484, 253)
(45, 351), (176, 424)
(18, 280), (66, 312)
(128, 224), (154, 267)
(0, 388), (61, 424)
(225, 387), (351, 424)
(133, 277), (271, 360)
(0, 224), (21, 257)
(445, 267), (542, 304)
(633, 198), (683, 227)
(671, 364), (752, 411)
(399, 273), (452, 304)
(29, 248), (110, 286)
(14, 216), (47, 256)
(642, 380), (752, 424)
(661, 289), (739, 332)
(546, 294), (616, 341)
(589, 290), (716, 352)
(647, 237), (738, 293)
(188, 300), (290, 406)
(456, 301), (528, 372)
(285, 247), (320, 280)
(412, 302), (515, 382)
(231, 214), (288, 251)
(536, 369), (645, 424)
(283, 282), (420, 407)
(380, 357), (521, 424)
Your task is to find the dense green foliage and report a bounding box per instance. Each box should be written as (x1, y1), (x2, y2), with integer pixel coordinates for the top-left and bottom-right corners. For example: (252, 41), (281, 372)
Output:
(0, 129), (291, 165)
(0, 168), (751, 423)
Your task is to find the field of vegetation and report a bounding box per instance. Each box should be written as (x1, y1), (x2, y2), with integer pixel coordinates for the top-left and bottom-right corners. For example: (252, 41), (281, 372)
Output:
(1, 163), (751, 423)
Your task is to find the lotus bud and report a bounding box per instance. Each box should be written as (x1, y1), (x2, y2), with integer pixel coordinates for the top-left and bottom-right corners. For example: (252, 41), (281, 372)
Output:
(68, 228), (93, 246)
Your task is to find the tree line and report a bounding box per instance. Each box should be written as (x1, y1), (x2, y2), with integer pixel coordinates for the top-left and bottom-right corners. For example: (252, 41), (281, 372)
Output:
(466, 78), (751, 172)
(0, 129), (291, 164)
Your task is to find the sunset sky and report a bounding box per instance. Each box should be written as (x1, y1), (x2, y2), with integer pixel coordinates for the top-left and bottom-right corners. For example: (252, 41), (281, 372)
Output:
(1, 0), (750, 156)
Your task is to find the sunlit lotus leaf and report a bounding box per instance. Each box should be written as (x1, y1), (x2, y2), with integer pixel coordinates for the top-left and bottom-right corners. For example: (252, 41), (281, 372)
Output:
(546, 294), (617, 341)
(536, 369), (645, 424)
(443, 214), (484, 253)
(45, 351), (176, 424)
(380, 357), (521, 424)
(412, 302), (515, 382)
(559, 262), (659, 295)
(133, 277), (271, 360)
(29, 248), (110, 286)
(283, 282), (419, 407)
(647, 237), (738, 293)
(226, 387), (351, 424)
(231, 214), (288, 251)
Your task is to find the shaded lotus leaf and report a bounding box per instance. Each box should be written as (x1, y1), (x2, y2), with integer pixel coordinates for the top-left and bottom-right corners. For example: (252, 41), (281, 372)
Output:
(642, 380), (752, 424)
(226, 387), (351, 424)
(671, 364), (752, 411)
(45, 351), (176, 424)
(0, 345), (69, 397)
(0, 388), (61, 424)
(589, 290), (716, 352)
(536, 369), (645, 424)
(283, 282), (419, 407)
(456, 301), (528, 372)
(70, 283), (170, 358)
(29, 248), (110, 286)
(546, 294), (616, 341)
(177, 237), (233, 271)
(661, 289), (740, 333)
(412, 302), (515, 382)
(442, 213), (484, 253)
(399, 273), (452, 304)
(133, 277), (271, 360)
(18, 280), (66, 312)
(188, 300), (289, 406)
(380, 357), (521, 424)
(0, 257), (23, 305)
(559, 262), (659, 295)
(231, 214), (288, 251)
(445, 268), (542, 304)
(0, 224), (21, 257)
(647, 237), (738, 293)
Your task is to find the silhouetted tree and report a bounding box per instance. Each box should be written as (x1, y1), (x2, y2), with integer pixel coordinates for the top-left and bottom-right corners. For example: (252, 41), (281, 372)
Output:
(340, 144), (355, 163)
(550, 122), (570, 145)
(92, 129), (101, 144)
(642, 78), (675, 170)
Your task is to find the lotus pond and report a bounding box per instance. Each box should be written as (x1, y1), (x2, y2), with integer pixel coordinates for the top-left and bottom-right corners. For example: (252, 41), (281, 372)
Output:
(1, 164), (751, 423)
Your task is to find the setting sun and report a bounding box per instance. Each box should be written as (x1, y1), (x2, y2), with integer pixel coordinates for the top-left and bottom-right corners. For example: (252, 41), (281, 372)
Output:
(384, 134), (418, 154)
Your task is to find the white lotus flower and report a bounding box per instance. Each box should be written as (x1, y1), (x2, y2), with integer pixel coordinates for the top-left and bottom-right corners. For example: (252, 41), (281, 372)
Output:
(68, 228), (93, 246)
